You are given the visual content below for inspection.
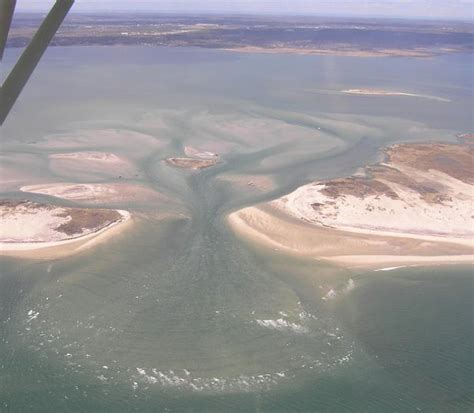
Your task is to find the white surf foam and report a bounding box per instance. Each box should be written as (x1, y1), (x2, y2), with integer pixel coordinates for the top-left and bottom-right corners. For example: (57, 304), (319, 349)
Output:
(255, 318), (309, 333)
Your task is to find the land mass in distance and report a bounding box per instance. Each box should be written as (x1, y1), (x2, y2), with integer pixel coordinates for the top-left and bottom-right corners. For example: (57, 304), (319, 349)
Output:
(7, 14), (474, 57)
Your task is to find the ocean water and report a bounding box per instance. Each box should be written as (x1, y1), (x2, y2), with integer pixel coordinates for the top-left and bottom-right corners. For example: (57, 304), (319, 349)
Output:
(0, 46), (473, 411)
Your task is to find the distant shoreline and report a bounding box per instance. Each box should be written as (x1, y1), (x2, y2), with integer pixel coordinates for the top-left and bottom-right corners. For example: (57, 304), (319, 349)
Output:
(6, 14), (472, 58)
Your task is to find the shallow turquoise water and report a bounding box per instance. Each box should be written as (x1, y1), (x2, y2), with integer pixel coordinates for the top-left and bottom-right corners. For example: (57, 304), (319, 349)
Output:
(0, 47), (472, 411)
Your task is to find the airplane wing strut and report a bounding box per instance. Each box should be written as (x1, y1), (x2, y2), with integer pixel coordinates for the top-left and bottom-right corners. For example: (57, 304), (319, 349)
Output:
(0, 0), (74, 125)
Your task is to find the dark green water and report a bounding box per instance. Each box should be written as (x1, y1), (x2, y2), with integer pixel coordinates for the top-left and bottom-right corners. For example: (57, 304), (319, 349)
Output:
(0, 47), (473, 411)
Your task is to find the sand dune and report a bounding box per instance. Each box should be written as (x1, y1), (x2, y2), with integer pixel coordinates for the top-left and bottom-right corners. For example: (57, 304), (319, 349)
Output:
(0, 200), (131, 259)
(228, 143), (474, 267)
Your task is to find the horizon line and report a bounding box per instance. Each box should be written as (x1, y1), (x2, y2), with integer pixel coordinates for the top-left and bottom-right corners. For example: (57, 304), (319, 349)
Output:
(12, 10), (473, 23)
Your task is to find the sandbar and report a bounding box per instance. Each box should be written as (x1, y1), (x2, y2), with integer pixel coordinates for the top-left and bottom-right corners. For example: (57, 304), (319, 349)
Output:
(184, 146), (219, 159)
(218, 174), (274, 192)
(21, 182), (164, 205)
(341, 89), (450, 102)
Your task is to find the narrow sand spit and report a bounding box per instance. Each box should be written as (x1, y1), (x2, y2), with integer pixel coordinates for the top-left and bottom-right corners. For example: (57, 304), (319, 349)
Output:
(228, 143), (474, 268)
(341, 89), (450, 102)
(0, 200), (131, 259)
(184, 146), (219, 159)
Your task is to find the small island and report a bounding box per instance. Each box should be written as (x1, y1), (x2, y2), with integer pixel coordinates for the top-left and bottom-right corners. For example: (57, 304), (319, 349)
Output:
(166, 146), (220, 170)
(228, 142), (474, 268)
(165, 157), (219, 170)
(0, 200), (130, 258)
(341, 89), (450, 101)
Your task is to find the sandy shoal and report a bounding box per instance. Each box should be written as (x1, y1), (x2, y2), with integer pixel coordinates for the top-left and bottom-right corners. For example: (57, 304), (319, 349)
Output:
(228, 205), (474, 269)
(20, 182), (164, 205)
(217, 174), (274, 192)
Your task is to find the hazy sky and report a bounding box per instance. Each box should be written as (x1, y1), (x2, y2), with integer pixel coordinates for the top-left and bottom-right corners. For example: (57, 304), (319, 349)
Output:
(16, 0), (474, 20)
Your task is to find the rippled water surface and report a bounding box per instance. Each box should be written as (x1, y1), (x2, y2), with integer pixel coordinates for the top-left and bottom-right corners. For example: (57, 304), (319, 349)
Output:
(0, 47), (473, 411)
